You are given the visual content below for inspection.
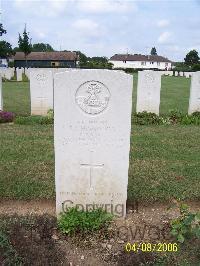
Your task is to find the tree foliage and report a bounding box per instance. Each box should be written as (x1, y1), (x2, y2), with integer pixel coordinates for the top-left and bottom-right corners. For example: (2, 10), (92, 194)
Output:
(0, 41), (14, 58)
(173, 62), (190, 72)
(13, 47), (21, 52)
(0, 23), (7, 36)
(184, 50), (200, 66)
(18, 26), (32, 57)
(32, 43), (54, 52)
(75, 51), (112, 69)
(150, 47), (157, 56)
(87, 56), (108, 63)
(75, 51), (87, 65)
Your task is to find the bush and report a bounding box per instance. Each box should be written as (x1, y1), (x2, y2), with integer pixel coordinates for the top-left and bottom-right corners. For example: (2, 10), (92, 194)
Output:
(15, 115), (53, 125)
(0, 111), (15, 123)
(192, 64), (200, 71)
(131, 110), (200, 126)
(58, 207), (113, 235)
(132, 112), (162, 125)
(168, 109), (183, 123)
(191, 111), (200, 118)
(47, 109), (53, 120)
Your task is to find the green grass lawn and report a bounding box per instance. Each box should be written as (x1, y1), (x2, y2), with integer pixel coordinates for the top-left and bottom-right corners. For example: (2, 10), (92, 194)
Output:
(0, 122), (200, 201)
(0, 79), (199, 202)
(2, 81), (30, 116)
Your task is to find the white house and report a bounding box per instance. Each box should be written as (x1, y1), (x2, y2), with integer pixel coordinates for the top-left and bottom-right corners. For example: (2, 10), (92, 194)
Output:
(109, 54), (172, 70)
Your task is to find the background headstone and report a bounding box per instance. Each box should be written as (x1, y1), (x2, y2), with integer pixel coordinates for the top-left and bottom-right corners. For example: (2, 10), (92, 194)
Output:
(179, 72), (184, 77)
(54, 69), (133, 217)
(30, 70), (53, 115)
(16, 68), (23, 81)
(188, 71), (200, 114)
(136, 70), (161, 115)
(185, 72), (190, 78)
(5, 68), (12, 80)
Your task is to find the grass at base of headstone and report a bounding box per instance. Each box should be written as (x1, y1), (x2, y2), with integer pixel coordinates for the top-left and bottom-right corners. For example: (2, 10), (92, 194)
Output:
(2, 81), (30, 116)
(0, 123), (200, 201)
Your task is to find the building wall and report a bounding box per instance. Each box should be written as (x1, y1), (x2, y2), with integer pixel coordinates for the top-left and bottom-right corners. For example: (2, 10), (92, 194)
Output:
(109, 60), (172, 70)
(14, 60), (77, 68)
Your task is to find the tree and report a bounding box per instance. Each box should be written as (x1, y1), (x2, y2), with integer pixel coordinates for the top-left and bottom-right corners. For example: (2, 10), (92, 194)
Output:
(75, 51), (88, 66)
(13, 47), (21, 52)
(192, 64), (200, 71)
(32, 43), (54, 52)
(18, 25), (32, 66)
(87, 56), (108, 63)
(0, 41), (14, 58)
(150, 47), (157, 56)
(0, 23), (7, 36)
(173, 62), (190, 72)
(184, 50), (200, 66)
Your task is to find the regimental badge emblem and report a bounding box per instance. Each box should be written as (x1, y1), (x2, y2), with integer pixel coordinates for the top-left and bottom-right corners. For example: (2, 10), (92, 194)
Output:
(75, 81), (110, 115)
(145, 73), (155, 83)
(36, 73), (46, 82)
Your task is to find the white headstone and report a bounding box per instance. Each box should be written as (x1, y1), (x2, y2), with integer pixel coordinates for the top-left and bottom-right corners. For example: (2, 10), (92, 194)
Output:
(188, 71), (200, 114)
(168, 71), (173, 76)
(54, 70), (133, 217)
(5, 69), (12, 80)
(0, 75), (2, 110)
(30, 70), (53, 115)
(136, 70), (161, 115)
(25, 68), (30, 79)
(179, 72), (184, 77)
(16, 68), (23, 81)
(185, 72), (190, 78)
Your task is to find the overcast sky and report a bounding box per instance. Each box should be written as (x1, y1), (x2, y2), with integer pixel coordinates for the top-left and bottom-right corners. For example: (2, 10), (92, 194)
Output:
(1, 0), (200, 61)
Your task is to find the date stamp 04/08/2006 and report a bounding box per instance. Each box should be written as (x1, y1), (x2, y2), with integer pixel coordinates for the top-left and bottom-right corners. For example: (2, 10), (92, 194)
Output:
(125, 242), (178, 253)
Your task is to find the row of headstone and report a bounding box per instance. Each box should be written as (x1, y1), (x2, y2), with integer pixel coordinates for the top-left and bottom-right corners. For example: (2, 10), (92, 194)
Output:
(29, 69), (200, 116)
(0, 68), (15, 80)
(174, 71), (194, 78)
(25, 68), (70, 80)
(136, 70), (200, 115)
(160, 71), (173, 76)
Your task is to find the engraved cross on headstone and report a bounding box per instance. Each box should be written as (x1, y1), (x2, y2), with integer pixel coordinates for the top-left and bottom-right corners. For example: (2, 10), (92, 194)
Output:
(80, 150), (104, 190)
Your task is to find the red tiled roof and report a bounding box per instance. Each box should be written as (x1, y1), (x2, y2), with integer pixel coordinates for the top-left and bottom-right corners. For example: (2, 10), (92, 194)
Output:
(110, 54), (172, 63)
(14, 51), (78, 61)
